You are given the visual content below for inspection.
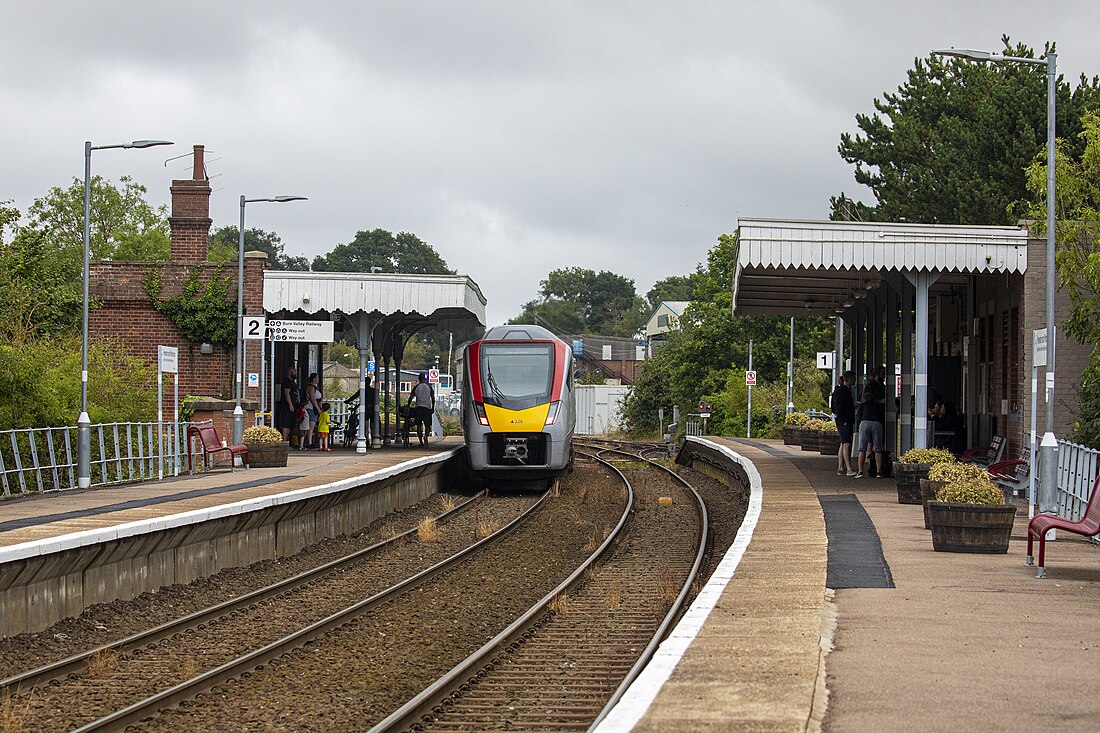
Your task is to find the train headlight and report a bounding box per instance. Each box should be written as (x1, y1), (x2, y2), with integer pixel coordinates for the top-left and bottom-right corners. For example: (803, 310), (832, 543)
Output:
(473, 402), (489, 426)
(544, 401), (561, 426)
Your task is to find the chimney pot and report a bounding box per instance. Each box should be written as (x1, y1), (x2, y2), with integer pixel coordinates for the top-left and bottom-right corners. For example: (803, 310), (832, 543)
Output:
(192, 145), (206, 181)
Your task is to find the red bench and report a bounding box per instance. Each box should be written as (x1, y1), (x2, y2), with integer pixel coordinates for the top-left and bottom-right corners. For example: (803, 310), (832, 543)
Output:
(1026, 474), (1100, 578)
(187, 424), (249, 473)
(988, 447), (1030, 497)
(963, 435), (1006, 467)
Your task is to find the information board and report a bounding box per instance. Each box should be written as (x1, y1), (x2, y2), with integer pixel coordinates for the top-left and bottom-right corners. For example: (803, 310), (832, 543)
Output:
(267, 319), (335, 343)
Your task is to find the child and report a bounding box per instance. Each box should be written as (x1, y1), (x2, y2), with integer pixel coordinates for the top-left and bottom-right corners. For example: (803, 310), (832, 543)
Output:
(317, 402), (332, 452)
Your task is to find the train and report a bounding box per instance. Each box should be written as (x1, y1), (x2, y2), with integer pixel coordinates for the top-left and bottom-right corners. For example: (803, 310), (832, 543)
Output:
(461, 324), (576, 482)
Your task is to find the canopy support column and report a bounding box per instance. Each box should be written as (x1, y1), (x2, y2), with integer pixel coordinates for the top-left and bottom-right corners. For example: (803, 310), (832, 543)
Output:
(885, 284), (898, 455)
(905, 270), (940, 449)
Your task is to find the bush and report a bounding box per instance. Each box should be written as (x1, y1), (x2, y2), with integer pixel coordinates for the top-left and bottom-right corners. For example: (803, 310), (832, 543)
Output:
(243, 425), (283, 444)
(784, 412), (810, 427)
(899, 448), (955, 465)
(935, 474), (1005, 505)
(928, 462), (987, 483)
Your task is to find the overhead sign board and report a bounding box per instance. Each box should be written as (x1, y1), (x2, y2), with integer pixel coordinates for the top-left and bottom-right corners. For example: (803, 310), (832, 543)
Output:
(267, 319), (335, 343)
(817, 351), (834, 370)
(242, 315), (267, 340)
(157, 345), (178, 374)
(745, 370), (757, 386)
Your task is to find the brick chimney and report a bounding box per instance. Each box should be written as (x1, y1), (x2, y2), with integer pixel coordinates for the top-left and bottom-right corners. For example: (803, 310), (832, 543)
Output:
(169, 145), (211, 262)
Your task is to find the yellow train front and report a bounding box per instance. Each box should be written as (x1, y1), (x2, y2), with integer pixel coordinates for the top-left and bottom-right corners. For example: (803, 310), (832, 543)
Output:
(462, 325), (575, 482)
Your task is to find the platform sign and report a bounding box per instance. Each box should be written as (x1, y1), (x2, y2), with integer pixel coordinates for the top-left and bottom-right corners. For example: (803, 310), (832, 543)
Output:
(428, 368), (440, 384)
(267, 319), (335, 343)
(157, 345), (178, 373)
(367, 360), (376, 376)
(1033, 328), (1048, 367)
(745, 370), (757, 386)
(242, 315), (266, 341)
(816, 351), (834, 370)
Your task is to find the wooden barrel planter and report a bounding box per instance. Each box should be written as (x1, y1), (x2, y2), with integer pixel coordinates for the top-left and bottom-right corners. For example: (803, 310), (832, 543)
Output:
(781, 425), (802, 446)
(817, 431), (840, 456)
(245, 442), (289, 468)
(926, 502), (1016, 553)
(919, 478), (947, 529)
(893, 462), (931, 505)
(800, 430), (821, 452)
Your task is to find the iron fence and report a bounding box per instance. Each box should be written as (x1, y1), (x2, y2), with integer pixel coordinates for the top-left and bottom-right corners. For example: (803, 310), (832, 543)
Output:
(0, 421), (207, 496)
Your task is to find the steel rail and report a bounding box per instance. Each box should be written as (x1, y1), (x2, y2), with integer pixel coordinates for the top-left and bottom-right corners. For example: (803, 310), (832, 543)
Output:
(70, 485), (551, 733)
(366, 451), (634, 733)
(1, 490), (489, 695)
(588, 447), (709, 730)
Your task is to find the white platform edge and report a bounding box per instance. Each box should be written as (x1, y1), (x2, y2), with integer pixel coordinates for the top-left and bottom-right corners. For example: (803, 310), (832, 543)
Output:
(592, 436), (764, 733)
(0, 448), (462, 565)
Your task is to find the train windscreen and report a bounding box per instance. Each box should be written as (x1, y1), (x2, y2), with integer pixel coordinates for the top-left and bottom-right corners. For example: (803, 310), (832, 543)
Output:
(480, 343), (555, 403)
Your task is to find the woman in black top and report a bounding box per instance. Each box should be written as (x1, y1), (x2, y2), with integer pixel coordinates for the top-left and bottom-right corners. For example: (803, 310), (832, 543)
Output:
(831, 371), (856, 475)
(276, 365), (301, 442)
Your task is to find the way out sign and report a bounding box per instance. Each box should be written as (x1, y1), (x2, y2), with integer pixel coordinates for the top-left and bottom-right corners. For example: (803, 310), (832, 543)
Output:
(745, 370), (757, 386)
(817, 351), (834, 370)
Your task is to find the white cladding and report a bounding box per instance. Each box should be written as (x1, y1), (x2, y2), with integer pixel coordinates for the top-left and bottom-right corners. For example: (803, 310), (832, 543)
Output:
(575, 385), (629, 436)
(263, 271), (487, 326)
(736, 218), (1029, 274)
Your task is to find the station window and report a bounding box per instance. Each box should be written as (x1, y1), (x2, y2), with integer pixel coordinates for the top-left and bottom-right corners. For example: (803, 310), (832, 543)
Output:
(657, 314), (669, 328)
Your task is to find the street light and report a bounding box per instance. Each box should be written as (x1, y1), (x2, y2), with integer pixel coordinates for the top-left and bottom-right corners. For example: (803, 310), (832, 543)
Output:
(233, 195), (308, 445)
(78, 139), (173, 489)
(932, 46), (1059, 513)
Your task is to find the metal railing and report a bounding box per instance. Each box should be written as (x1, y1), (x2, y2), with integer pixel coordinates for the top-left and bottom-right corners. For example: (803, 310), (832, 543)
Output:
(0, 421), (204, 496)
(1056, 438), (1100, 521)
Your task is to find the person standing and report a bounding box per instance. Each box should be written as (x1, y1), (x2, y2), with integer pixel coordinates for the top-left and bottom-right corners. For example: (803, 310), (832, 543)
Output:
(304, 373), (322, 449)
(316, 402), (332, 452)
(408, 372), (435, 446)
(855, 390), (886, 478)
(276, 365), (301, 443)
(831, 370), (857, 476)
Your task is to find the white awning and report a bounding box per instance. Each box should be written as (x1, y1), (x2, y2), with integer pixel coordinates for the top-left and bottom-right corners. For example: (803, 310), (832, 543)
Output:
(263, 271), (486, 330)
(732, 218), (1029, 316)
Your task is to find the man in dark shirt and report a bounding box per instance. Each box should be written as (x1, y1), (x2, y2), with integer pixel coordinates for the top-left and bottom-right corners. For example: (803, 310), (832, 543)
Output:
(831, 371), (857, 476)
(409, 373), (435, 446)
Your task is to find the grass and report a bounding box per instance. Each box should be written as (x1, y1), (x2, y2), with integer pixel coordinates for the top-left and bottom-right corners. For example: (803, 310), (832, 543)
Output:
(417, 517), (438, 542)
(439, 495), (457, 512)
(476, 517), (502, 538)
(656, 563), (680, 607)
(607, 582), (622, 611)
(583, 532), (601, 553)
(179, 657), (199, 682)
(86, 648), (120, 677)
(1, 692), (29, 733)
(549, 592), (569, 615)
(380, 522), (398, 542)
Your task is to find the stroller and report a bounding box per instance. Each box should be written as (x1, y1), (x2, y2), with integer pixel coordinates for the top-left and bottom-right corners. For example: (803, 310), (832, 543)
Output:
(397, 404), (414, 448)
(340, 393), (361, 449)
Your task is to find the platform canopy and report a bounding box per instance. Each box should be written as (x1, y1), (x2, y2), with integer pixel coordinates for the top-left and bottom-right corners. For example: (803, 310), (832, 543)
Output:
(263, 271), (486, 331)
(732, 218), (1028, 317)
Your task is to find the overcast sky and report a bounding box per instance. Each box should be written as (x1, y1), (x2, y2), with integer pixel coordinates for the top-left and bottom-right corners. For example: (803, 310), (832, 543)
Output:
(4, 1), (1099, 325)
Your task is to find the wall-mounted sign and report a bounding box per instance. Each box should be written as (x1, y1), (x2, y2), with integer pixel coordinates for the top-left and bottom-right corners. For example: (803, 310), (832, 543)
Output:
(242, 315), (267, 341)
(267, 319), (335, 343)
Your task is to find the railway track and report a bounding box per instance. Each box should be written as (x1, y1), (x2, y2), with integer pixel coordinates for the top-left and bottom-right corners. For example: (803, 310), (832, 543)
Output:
(370, 447), (708, 732)
(1, 490), (543, 732)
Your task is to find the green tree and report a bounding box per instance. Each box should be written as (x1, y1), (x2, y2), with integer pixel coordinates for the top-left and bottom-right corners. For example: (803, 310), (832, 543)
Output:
(512, 267), (647, 337)
(833, 37), (1100, 225)
(208, 225), (310, 270)
(1020, 109), (1100, 447)
(25, 175), (170, 260)
(621, 234), (833, 435)
(646, 275), (694, 309)
(312, 229), (454, 274)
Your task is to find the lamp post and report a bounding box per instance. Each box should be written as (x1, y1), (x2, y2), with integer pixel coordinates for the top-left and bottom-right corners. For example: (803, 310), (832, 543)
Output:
(78, 139), (173, 489)
(233, 195), (307, 445)
(932, 47), (1059, 512)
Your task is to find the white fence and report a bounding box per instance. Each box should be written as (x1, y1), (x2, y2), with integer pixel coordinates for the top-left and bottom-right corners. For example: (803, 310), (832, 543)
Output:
(1056, 438), (1100, 521)
(0, 421), (202, 496)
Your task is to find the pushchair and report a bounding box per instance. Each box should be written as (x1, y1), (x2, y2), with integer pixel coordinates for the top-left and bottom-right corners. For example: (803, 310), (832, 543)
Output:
(397, 404), (414, 448)
(340, 393), (361, 449)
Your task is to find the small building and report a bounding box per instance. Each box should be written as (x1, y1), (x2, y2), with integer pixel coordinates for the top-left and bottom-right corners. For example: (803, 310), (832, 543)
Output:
(566, 334), (647, 385)
(644, 301), (691, 353)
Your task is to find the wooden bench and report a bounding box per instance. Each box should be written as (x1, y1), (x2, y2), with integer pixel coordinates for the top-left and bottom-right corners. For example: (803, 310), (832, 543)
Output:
(988, 447), (1030, 497)
(187, 424), (249, 473)
(963, 434), (1006, 467)
(1026, 474), (1100, 578)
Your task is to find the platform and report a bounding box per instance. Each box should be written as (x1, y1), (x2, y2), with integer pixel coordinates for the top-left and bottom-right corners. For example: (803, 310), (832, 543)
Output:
(600, 437), (1100, 733)
(0, 438), (464, 637)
